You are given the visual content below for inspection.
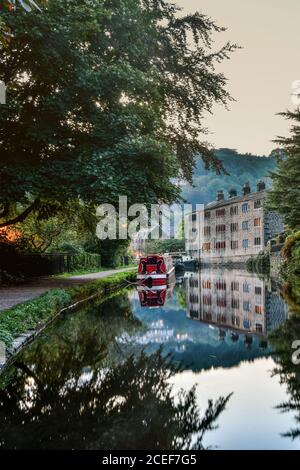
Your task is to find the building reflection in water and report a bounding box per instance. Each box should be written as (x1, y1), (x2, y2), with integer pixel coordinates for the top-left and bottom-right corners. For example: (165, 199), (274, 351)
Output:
(185, 269), (289, 347)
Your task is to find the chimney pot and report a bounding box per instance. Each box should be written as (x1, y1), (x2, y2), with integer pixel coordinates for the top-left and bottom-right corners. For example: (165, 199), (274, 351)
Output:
(257, 180), (266, 192)
(243, 182), (251, 196)
(217, 190), (225, 202)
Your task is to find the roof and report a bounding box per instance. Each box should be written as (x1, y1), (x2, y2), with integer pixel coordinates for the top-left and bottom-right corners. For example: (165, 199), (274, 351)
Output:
(204, 190), (267, 211)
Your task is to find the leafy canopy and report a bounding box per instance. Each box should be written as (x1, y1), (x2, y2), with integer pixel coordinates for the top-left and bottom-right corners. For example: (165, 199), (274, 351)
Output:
(268, 110), (300, 230)
(0, 0), (236, 227)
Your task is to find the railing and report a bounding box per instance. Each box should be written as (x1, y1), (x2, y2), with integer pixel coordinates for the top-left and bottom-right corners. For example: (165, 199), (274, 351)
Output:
(0, 252), (101, 276)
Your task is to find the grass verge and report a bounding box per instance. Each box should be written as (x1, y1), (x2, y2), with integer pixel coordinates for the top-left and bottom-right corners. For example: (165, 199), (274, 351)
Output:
(0, 271), (136, 348)
(56, 264), (137, 278)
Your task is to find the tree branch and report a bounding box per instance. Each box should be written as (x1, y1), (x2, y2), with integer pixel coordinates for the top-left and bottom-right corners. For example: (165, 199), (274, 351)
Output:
(0, 199), (40, 228)
(0, 203), (10, 219)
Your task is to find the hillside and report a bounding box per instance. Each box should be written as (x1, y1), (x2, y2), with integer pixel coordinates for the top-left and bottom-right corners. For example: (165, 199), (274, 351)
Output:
(180, 148), (277, 206)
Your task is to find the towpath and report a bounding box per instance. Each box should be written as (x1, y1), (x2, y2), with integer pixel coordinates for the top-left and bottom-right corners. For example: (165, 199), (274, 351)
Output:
(0, 267), (135, 312)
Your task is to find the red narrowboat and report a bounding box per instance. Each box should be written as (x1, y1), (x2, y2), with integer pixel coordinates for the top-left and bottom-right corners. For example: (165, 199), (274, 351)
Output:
(137, 255), (175, 286)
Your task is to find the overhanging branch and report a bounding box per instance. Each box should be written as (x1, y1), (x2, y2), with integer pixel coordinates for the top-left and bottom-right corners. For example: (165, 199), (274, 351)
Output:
(0, 199), (40, 228)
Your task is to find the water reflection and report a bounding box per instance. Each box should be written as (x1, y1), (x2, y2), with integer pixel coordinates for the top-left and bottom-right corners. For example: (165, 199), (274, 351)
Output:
(185, 269), (289, 342)
(270, 315), (300, 441)
(132, 269), (289, 371)
(0, 293), (229, 450)
(0, 268), (299, 449)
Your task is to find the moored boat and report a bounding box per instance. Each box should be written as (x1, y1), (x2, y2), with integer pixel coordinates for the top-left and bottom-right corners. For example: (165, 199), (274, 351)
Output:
(137, 254), (175, 286)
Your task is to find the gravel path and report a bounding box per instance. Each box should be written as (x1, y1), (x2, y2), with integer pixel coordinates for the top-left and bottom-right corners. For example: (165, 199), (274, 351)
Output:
(0, 267), (135, 312)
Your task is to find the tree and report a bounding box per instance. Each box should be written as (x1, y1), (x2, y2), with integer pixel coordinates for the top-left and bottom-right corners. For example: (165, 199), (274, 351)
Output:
(268, 110), (300, 229)
(0, 0), (236, 228)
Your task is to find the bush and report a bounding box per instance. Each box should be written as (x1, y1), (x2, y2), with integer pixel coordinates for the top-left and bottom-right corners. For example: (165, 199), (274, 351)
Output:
(281, 231), (300, 260)
(246, 250), (270, 274)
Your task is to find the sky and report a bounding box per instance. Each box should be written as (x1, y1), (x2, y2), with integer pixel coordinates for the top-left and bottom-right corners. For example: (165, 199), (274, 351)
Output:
(176, 0), (300, 156)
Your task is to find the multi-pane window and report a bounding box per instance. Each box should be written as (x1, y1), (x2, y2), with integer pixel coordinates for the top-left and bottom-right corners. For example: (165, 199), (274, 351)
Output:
(242, 203), (249, 213)
(254, 237), (261, 246)
(232, 298), (240, 309)
(205, 211), (211, 219)
(243, 282), (251, 293)
(217, 298), (227, 307)
(216, 208), (226, 217)
(242, 220), (249, 230)
(202, 242), (211, 252)
(204, 226), (211, 236)
(243, 301), (251, 312)
(254, 218), (261, 227)
(203, 295), (212, 306)
(242, 239), (249, 249)
(231, 240), (239, 250)
(216, 224), (226, 234)
(254, 200), (262, 209)
(231, 222), (239, 232)
(217, 314), (227, 324)
(231, 281), (239, 291)
(202, 280), (212, 289)
(190, 310), (199, 320)
(216, 241), (226, 250)
(232, 315), (240, 327)
(256, 324), (263, 333)
(216, 280), (226, 290)
(189, 294), (199, 303)
(204, 312), (212, 322)
(230, 206), (239, 216)
(255, 286), (262, 295)
(255, 305), (263, 314)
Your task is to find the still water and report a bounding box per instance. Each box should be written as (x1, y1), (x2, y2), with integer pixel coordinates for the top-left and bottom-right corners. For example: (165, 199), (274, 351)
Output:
(0, 268), (300, 450)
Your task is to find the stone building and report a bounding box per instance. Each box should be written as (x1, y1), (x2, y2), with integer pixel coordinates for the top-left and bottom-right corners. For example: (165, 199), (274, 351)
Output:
(185, 181), (284, 263)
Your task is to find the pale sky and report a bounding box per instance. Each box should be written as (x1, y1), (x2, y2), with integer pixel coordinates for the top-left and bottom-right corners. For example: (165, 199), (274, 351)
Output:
(176, 0), (300, 156)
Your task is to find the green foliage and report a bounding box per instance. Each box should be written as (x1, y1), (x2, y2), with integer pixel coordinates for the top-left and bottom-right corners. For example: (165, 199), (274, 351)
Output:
(279, 232), (300, 312)
(0, 288), (72, 346)
(0, 0), (236, 228)
(84, 237), (129, 268)
(181, 148), (276, 205)
(281, 231), (300, 260)
(0, 270), (136, 347)
(146, 238), (185, 254)
(246, 250), (270, 275)
(268, 110), (300, 230)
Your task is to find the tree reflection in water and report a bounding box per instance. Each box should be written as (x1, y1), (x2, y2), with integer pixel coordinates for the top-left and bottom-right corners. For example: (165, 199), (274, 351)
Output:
(270, 315), (300, 441)
(0, 293), (231, 450)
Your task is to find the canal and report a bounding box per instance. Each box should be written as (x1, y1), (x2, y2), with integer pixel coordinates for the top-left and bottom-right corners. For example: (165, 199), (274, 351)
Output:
(0, 268), (300, 450)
